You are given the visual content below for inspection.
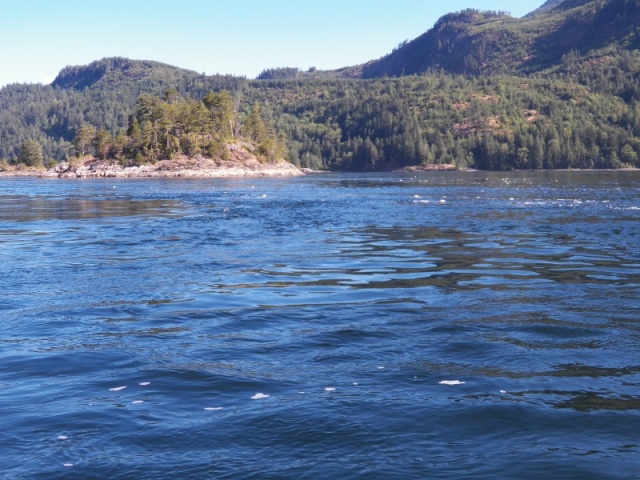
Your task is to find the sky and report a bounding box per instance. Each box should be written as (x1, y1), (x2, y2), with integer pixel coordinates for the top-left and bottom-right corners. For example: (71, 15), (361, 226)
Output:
(0, 0), (545, 87)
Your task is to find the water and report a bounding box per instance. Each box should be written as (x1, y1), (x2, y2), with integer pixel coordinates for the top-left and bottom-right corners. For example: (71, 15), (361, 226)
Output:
(1, 171), (639, 479)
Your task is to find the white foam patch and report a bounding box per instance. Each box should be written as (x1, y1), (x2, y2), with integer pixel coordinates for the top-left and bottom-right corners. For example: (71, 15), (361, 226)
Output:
(439, 380), (465, 385)
(109, 386), (127, 392)
(64, 463), (74, 467)
(204, 407), (224, 411)
(377, 366), (385, 370)
(57, 435), (68, 440)
(500, 390), (507, 394)
(324, 387), (336, 392)
(353, 383), (358, 386)
(298, 391), (305, 394)
(251, 393), (269, 400)
(131, 400), (144, 404)
(139, 382), (151, 386)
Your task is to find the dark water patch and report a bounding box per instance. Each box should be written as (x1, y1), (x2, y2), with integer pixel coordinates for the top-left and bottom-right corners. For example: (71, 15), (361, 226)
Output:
(0, 196), (185, 222)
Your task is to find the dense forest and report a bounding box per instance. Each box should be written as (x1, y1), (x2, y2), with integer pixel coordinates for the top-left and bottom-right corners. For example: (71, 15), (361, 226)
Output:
(1, 0), (640, 171)
(70, 89), (285, 167)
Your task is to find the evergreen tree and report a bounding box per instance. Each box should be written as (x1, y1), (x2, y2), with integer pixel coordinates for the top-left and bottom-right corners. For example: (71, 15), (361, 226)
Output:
(244, 103), (267, 144)
(93, 129), (113, 161)
(17, 140), (43, 167)
(203, 91), (235, 138)
(74, 124), (97, 157)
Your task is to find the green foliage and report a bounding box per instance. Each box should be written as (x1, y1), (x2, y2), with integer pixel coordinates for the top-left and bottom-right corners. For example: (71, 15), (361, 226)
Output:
(361, 0), (640, 78)
(250, 70), (640, 171)
(66, 89), (284, 164)
(74, 124), (96, 156)
(257, 68), (301, 80)
(16, 140), (44, 167)
(203, 90), (236, 139)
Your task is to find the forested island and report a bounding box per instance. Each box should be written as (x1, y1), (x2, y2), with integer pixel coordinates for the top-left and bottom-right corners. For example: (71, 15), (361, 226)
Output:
(1, 0), (640, 173)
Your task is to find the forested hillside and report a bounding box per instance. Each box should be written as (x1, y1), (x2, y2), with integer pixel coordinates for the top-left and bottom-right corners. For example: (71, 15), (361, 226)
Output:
(361, 0), (640, 77)
(1, 0), (640, 171)
(0, 58), (248, 166)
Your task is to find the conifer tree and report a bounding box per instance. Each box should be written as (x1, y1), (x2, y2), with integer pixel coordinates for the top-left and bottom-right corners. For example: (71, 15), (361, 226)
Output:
(17, 140), (43, 167)
(74, 124), (97, 157)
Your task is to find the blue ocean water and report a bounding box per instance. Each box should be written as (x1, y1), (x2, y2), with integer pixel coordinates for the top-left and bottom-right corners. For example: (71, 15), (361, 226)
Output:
(1, 171), (639, 479)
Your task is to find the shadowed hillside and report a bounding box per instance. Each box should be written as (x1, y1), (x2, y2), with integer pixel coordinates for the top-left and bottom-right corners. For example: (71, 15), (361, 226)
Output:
(361, 0), (640, 77)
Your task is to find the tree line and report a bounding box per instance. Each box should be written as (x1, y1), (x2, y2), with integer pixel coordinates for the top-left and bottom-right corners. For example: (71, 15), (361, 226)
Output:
(252, 58), (640, 170)
(2, 47), (640, 171)
(2, 87), (286, 169)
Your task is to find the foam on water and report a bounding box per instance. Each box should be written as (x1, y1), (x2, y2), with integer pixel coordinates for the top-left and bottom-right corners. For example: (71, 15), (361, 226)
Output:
(251, 393), (269, 400)
(439, 380), (466, 385)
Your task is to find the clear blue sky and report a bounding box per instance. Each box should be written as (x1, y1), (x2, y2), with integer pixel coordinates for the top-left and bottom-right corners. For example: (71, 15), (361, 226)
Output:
(0, 0), (545, 87)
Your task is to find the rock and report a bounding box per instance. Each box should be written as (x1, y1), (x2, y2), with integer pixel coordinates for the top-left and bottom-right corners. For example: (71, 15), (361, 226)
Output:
(3, 152), (305, 179)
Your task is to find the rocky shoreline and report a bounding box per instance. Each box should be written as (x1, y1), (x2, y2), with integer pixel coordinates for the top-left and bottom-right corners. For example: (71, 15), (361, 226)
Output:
(0, 153), (304, 179)
(400, 164), (458, 172)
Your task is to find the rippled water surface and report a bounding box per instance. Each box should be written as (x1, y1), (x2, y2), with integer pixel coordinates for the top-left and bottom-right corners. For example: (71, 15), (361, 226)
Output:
(1, 171), (639, 479)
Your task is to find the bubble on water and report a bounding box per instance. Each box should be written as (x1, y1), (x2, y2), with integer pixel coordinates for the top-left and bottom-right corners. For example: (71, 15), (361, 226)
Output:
(439, 380), (465, 385)
(324, 387), (336, 392)
(440, 199), (446, 204)
(139, 382), (151, 386)
(57, 435), (68, 440)
(204, 407), (224, 411)
(131, 400), (144, 404)
(109, 386), (127, 392)
(251, 393), (269, 400)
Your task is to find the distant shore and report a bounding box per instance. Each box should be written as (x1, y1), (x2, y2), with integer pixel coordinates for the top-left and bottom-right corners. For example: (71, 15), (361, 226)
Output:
(2, 159), (638, 178)
(400, 164), (458, 172)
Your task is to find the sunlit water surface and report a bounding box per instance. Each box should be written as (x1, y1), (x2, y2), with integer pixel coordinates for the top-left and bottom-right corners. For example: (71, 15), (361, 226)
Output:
(1, 171), (639, 479)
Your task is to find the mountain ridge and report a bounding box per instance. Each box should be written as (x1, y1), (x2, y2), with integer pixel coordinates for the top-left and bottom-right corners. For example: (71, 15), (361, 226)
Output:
(359, 0), (640, 77)
(51, 57), (201, 90)
(2, 0), (640, 172)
